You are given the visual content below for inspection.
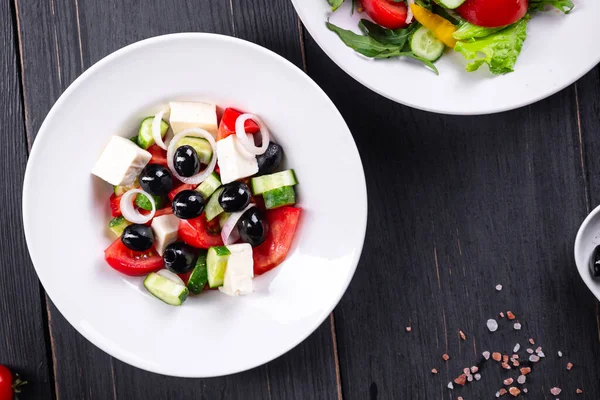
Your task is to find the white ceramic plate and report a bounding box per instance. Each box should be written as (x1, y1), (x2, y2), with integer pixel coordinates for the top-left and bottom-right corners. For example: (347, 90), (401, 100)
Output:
(574, 205), (600, 299)
(22, 33), (367, 377)
(293, 0), (600, 115)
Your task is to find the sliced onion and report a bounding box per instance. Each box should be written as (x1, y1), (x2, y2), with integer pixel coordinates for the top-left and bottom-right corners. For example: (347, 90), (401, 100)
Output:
(166, 128), (217, 185)
(157, 269), (185, 286)
(221, 204), (255, 245)
(152, 108), (169, 150)
(235, 114), (270, 157)
(120, 189), (155, 224)
(406, 0), (414, 24)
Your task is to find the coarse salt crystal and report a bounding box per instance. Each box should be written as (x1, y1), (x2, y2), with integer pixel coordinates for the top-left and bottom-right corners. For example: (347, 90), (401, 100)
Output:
(483, 351), (491, 360)
(517, 375), (526, 384)
(538, 351), (545, 358)
(431, 368), (438, 374)
(523, 388), (528, 393)
(577, 388), (583, 394)
(496, 284), (503, 291)
(509, 387), (521, 396)
(550, 387), (562, 395)
(448, 382), (454, 389)
(467, 375), (473, 382)
(499, 312), (505, 318)
(475, 373), (481, 381)
(495, 391), (500, 398)
(558, 351), (563, 357)
(529, 338), (535, 345)
(487, 319), (499, 332)
(529, 355), (540, 362)
(526, 348), (534, 354)
(504, 378), (514, 385)
(405, 326), (412, 332)
(507, 311), (516, 320)
(459, 330), (466, 340)
(513, 343), (520, 352)
(471, 366), (478, 373)
(567, 362), (573, 370)
(513, 322), (522, 330)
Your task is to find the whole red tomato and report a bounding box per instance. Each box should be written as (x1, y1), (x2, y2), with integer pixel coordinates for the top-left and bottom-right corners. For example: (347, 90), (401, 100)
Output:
(457, 0), (528, 28)
(360, 0), (408, 29)
(0, 365), (13, 400)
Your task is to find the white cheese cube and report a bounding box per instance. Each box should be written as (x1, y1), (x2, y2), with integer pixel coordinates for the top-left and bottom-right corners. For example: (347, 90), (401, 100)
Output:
(169, 101), (218, 137)
(219, 243), (254, 296)
(92, 136), (152, 186)
(216, 136), (259, 184)
(151, 214), (180, 255)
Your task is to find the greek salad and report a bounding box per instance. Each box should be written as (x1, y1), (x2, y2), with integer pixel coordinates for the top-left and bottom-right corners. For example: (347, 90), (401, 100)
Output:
(326, 0), (573, 75)
(92, 102), (301, 306)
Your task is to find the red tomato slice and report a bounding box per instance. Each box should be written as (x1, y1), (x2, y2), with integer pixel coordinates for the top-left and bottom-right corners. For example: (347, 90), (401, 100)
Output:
(153, 207), (174, 218)
(168, 183), (197, 201)
(216, 108), (260, 141)
(104, 238), (163, 276)
(147, 144), (168, 167)
(109, 194), (122, 217)
(457, 0), (527, 28)
(360, 0), (408, 29)
(253, 207), (301, 275)
(178, 214), (224, 249)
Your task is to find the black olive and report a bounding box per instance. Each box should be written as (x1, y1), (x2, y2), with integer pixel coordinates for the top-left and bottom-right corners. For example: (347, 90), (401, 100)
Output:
(219, 182), (252, 212)
(237, 208), (268, 247)
(139, 164), (173, 196)
(163, 242), (198, 274)
(256, 142), (284, 175)
(121, 224), (154, 251)
(591, 245), (600, 278)
(172, 190), (205, 219)
(174, 145), (200, 178)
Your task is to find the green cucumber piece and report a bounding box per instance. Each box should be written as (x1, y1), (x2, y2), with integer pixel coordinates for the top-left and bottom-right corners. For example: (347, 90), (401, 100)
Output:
(251, 169), (297, 195)
(219, 212), (231, 229)
(130, 135), (139, 146)
(207, 246), (231, 288)
(263, 186), (296, 209)
(196, 172), (222, 199)
(135, 193), (164, 211)
(138, 117), (169, 149)
(177, 137), (213, 164)
(409, 26), (445, 62)
(108, 216), (131, 237)
(144, 272), (189, 306)
(434, 0), (466, 9)
(205, 187), (225, 221)
(187, 251), (208, 294)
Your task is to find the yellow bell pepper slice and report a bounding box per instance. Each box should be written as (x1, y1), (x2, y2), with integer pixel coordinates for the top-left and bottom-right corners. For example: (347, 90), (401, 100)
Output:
(410, 4), (457, 48)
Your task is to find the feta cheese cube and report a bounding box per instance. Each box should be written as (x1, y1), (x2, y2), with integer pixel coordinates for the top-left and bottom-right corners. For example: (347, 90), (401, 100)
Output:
(151, 214), (180, 255)
(219, 243), (254, 296)
(169, 101), (218, 137)
(216, 136), (259, 184)
(92, 136), (151, 186)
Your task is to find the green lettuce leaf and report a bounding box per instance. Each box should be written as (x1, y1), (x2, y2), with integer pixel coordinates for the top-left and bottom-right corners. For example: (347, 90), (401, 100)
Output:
(529, 0), (574, 13)
(328, 0), (345, 11)
(453, 21), (506, 41)
(454, 17), (529, 74)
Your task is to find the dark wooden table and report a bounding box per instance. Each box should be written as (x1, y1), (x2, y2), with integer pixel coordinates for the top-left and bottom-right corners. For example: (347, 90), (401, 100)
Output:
(2, 0), (600, 398)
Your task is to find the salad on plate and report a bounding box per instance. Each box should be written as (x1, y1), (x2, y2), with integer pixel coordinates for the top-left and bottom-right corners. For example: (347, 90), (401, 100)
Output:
(326, 0), (574, 75)
(92, 102), (301, 306)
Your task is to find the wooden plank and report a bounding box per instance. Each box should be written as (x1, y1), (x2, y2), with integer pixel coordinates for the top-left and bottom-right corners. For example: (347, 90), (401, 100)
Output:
(0, 1), (53, 398)
(302, 31), (599, 398)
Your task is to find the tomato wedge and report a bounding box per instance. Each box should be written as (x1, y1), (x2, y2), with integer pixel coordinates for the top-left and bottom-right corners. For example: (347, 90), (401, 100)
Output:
(178, 214), (224, 248)
(216, 108), (260, 141)
(104, 238), (163, 276)
(147, 144), (168, 167)
(168, 183), (197, 201)
(253, 207), (301, 275)
(109, 194), (122, 217)
(360, 0), (408, 29)
(457, 0), (528, 28)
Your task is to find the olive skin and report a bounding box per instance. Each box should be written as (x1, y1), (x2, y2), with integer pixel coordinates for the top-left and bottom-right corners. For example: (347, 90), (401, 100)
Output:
(591, 245), (600, 278)
(237, 208), (268, 247)
(256, 142), (284, 175)
(174, 145), (200, 177)
(172, 190), (205, 219)
(139, 164), (173, 196)
(121, 224), (154, 251)
(163, 242), (198, 274)
(219, 182), (252, 212)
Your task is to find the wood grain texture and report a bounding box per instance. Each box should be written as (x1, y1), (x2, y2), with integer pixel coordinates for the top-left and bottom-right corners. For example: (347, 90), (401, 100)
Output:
(0, 1), (53, 399)
(302, 29), (600, 398)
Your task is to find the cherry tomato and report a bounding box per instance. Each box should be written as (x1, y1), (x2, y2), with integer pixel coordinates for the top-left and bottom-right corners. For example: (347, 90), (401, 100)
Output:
(216, 108), (260, 141)
(109, 194), (122, 217)
(457, 0), (528, 28)
(147, 144), (168, 167)
(178, 214), (224, 249)
(168, 183), (197, 201)
(0, 365), (12, 400)
(104, 239), (163, 276)
(253, 207), (301, 275)
(360, 0), (408, 29)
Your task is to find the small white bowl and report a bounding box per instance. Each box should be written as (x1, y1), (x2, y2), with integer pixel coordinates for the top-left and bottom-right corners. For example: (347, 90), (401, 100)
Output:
(574, 205), (600, 299)
(22, 33), (367, 377)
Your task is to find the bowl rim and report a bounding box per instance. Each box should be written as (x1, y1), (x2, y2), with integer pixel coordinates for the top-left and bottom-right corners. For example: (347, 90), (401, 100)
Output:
(22, 32), (368, 377)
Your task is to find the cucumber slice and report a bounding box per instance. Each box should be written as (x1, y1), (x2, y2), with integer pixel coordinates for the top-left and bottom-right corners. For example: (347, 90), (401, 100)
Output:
(264, 186), (296, 209)
(135, 193), (164, 211)
(196, 172), (222, 199)
(144, 272), (189, 306)
(177, 137), (213, 164)
(434, 0), (466, 9)
(207, 246), (231, 288)
(187, 251), (208, 294)
(108, 216), (131, 237)
(138, 117), (169, 149)
(130, 135), (139, 146)
(410, 26), (445, 62)
(219, 212), (231, 229)
(251, 170), (297, 195)
(205, 187), (225, 221)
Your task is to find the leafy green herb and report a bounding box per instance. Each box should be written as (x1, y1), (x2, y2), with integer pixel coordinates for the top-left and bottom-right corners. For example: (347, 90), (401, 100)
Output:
(326, 21), (402, 57)
(358, 19), (416, 47)
(135, 193), (164, 211)
(328, 0), (345, 11)
(453, 21), (505, 41)
(374, 50), (439, 75)
(529, 0), (574, 13)
(415, 0), (432, 9)
(454, 17), (529, 74)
